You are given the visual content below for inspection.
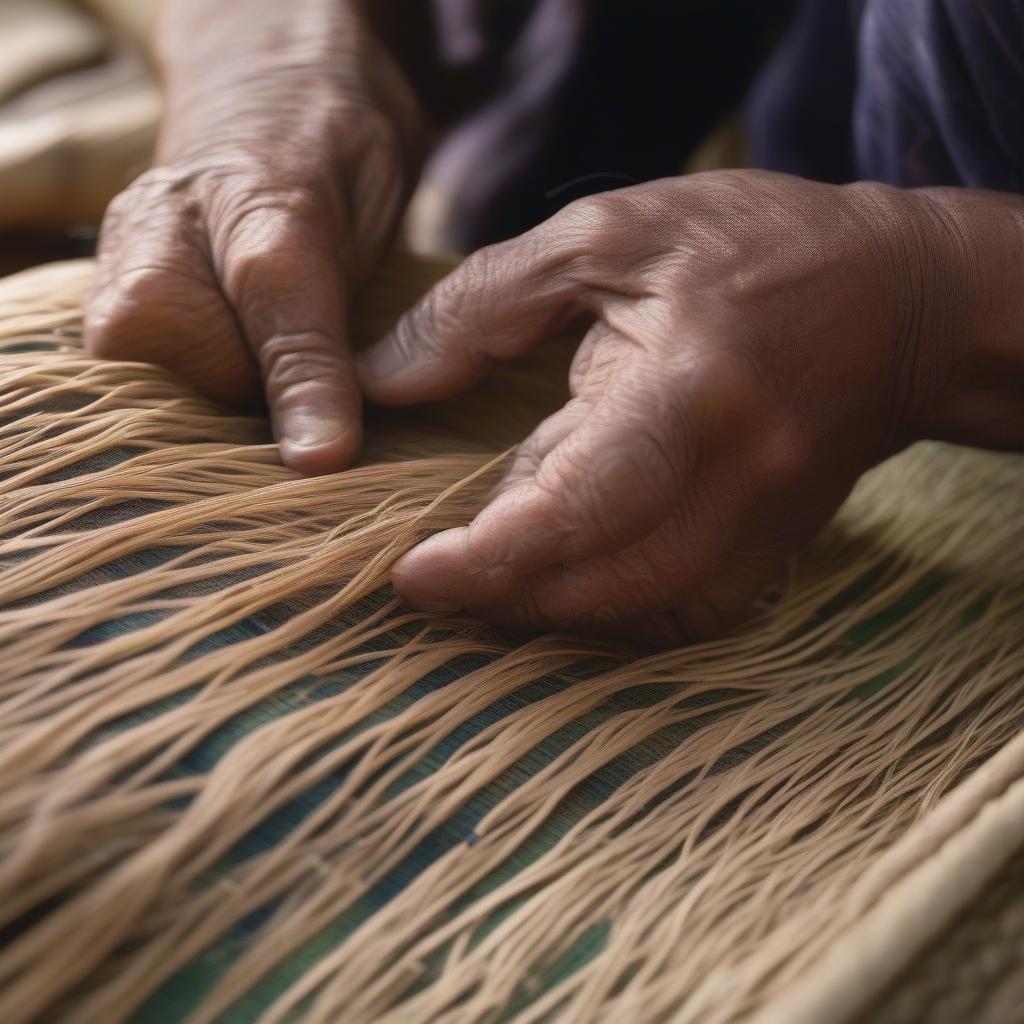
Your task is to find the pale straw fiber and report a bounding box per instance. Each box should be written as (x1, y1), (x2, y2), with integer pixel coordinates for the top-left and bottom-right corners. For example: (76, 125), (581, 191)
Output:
(0, 251), (1022, 1023)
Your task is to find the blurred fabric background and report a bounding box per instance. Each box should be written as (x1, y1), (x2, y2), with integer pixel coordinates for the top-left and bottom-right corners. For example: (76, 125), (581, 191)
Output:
(0, 0), (757, 278)
(0, 0), (162, 275)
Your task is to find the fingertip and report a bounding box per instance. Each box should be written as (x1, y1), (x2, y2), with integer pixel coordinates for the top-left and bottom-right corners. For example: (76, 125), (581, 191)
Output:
(355, 338), (405, 385)
(277, 416), (362, 476)
(392, 528), (470, 611)
(357, 341), (489, 407)
(278, 437), (354, 476)
(355, 344), (423, 406)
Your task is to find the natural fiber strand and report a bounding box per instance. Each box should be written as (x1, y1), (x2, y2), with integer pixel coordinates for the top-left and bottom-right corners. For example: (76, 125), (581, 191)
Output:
(0, 252), (1022, 1023)
(750, 725), (1024, 1024)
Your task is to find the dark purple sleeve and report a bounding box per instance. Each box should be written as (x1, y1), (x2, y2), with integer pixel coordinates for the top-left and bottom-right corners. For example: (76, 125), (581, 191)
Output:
(391, 0), (786, 248)
(749, 0), (1024, 192)
(854, 0), (1024, 190)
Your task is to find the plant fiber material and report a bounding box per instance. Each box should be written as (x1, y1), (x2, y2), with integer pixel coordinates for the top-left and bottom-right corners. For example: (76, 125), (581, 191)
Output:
(0, 253), (1022, 1023)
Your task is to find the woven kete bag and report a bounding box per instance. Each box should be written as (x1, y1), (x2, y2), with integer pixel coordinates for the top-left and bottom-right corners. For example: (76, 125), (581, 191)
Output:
(0, 252), (1023, 1024)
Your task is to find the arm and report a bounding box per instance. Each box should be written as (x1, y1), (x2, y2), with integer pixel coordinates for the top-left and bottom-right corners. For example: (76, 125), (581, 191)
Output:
(356, 172), (1024, 642)
(85, 0), (424, 474)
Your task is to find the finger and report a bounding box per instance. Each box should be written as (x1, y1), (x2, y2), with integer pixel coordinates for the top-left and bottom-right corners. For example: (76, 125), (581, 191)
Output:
(484, 462), (785, 639)
(486, 358), (802, 634)
(490, 321), (628, 495)
(218, 200), (360, 475)
(492, 398), (591, 495)
(84, 195), (262, 408)
(583, 562), (769, 643)
(85, 268), (261, 407)
(357, 223), (591, 406)
(392, 388), (692, 612)
(506, 542), (768, 642)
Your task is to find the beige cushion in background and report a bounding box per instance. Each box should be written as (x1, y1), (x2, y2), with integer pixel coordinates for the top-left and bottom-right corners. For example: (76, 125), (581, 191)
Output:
(75, 0), (164, 53)
(0, 1), (160, 231)
(0, 50), (159, 229)
(0, 0), (108, 104)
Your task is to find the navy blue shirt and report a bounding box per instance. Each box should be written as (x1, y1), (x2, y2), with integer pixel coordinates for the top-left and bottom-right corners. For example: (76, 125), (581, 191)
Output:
(402, 0), (1024, 247)
(750, 0), (1024, 191)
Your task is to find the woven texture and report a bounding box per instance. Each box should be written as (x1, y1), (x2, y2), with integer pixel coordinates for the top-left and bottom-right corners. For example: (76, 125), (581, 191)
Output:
(864, 849), (1024, 1024)
(0, 254), (1023, 1024)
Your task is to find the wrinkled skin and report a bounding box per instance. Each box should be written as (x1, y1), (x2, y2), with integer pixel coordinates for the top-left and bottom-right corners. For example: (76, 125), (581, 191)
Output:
(358, 171), (1021, 644)
(84, 0), (1024, 642)
(84, 1), (420, 475)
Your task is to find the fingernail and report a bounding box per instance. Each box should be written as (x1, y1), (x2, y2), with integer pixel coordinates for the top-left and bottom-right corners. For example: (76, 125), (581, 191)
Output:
(357, 342), (409, 383)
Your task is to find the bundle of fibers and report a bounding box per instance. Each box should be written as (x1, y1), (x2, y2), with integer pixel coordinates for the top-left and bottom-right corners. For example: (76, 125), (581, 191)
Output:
(0, 252), (1023, 1024)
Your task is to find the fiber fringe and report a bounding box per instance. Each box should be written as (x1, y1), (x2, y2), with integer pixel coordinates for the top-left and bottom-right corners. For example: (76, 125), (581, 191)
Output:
(0, 253), (1022, 1023)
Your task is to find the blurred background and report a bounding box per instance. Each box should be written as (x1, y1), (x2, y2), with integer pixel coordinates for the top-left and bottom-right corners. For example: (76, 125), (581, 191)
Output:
(0, 0), (163, 275)
(0, 0), (762, 277)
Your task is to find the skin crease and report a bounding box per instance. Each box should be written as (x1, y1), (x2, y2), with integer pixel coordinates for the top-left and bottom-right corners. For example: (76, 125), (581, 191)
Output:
(86, 2), (1024, 643)
(84, 0), (423, 475)
(357, 173), (1024, 644)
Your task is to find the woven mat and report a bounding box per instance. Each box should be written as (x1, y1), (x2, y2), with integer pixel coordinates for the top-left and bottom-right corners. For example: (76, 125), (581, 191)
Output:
(0, 254), (1022, 1023)
(863, 846), (1024, 1024)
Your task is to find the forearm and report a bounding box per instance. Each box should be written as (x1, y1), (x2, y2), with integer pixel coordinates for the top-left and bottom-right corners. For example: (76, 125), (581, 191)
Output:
(154, 0), (423, 169)
(914, 187), (1024, 451)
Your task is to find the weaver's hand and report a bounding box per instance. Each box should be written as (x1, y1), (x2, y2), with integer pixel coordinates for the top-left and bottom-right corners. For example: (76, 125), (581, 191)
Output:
(359, 170), (996, 642)
(84, 0), (421, 475)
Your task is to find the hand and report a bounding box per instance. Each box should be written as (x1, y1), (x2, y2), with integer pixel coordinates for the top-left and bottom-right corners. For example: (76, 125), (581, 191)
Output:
(358, 170), (981, 642)
(84, 0), (421, 474)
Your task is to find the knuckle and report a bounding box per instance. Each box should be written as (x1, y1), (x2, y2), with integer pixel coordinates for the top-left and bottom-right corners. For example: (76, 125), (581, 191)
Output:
(260, 329), (335, 368)
(222, 242), (267, 297)
(534, 433), (588, 495)
(457, 242), (506, 293)
(105, 167), (189, 220)
(260, 332), (344, 395)
(83, 300), (131, 358)
(535, 448), (620, 544)
(444, 241), (540, 359)
(324, 94), (405, 168)
(261, 181), (325, 223)
(686, 350), (762, 426)
(452, 247), (509, 326)
(220, 188), (331, 290)
(100, 187), (134, 228)
(554, 193), (624, 239)
(118, 263), (176, 301)
(96, 187), (156, 255)
(83, 268), (175, 356)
